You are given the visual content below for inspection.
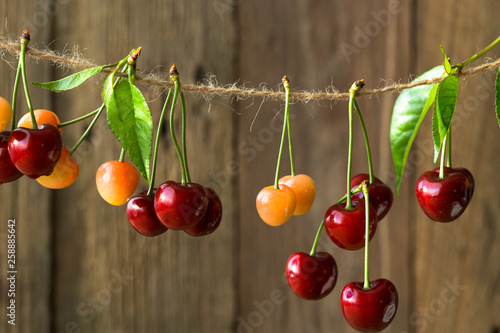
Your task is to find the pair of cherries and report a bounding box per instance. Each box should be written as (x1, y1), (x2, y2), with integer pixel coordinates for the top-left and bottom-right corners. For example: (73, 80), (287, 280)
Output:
(0, 124), (62, 183)
(286, 174), (398, 332)
(324, 173), (392, 251)
(286, 251), (397, 332)
(126, 181), (222, 237)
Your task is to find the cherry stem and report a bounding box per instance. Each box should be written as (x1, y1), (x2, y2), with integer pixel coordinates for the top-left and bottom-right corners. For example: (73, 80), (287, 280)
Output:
(446, 127), (452, 168)
(361, 181), (371, 290)
(439, 133), (448, 179)
(283, 76), (296, 177)
(454, 35), (500, 71)
(19, 32), (37, 129)
(69, 104), (105, 156)
(273, 78), (290, 189)
(127, 47), (141, 85)
(309, 187), (363, 257)
(346, 84), (357, 209)
(10, 61), (22, 132)
(69, 60), (128, 156)
(309, 220), (324, 257)
(354, 99), (374, 184)
(169, 76), (187, 186)
(58, 108), (100, 128)
(148, 89), (173, 196)
(179, 90), (191, 183)
(119, 148), (126, 163)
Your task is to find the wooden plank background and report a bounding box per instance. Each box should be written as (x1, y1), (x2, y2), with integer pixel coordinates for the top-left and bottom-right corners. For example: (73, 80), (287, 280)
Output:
(1, 0), (499, 332)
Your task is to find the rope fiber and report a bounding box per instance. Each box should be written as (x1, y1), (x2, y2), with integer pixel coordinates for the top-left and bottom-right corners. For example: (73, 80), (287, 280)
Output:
(1, 35), (499, 103)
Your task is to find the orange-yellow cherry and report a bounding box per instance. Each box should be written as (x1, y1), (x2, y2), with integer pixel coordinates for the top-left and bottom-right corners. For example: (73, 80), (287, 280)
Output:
(0, 97), (13, 132)
(96, 160), (140, 206)
(18, 109), (62, 134)
(256, 184), (296, 226)
(37, 145), (79, 189)
(279, 174), (316, 215)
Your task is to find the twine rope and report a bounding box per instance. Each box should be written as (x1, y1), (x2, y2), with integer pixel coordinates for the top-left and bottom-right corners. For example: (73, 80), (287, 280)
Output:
(1, 35), (499, 102)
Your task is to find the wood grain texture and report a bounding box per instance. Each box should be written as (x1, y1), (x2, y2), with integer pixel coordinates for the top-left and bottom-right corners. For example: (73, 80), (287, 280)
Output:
(237, 1), (413, 332)
(1, 1), (238, 332)
(0, 2), (54, 332)
(48, 1), (238, 333)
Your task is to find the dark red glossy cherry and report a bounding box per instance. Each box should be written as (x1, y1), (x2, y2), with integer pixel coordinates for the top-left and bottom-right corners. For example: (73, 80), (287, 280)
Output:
(0, 131), (23, 184)
(324, 198), (377, 251)
(286, 251), (338, 300)
(416, 169), (471, 222)
(8, 124), (62, 179)
(154, 181), (208, 230)
(433, 166), (474, 200)
(184, 187), (222, 237)
(350, 173), (393, 221)
(341, 278), (399, 332)
(127, 190), (168, 237)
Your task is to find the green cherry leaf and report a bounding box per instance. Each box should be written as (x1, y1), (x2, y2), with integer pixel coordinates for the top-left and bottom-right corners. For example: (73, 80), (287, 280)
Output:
(433, 75), (459, 161)
(104, 80), (153, 182)
(495, 66), (500, 127)
(33, 66), (105, 92)
(440, 46), (452, 74)
(390, 66), (444, 195)
(101, 71), (116, 103)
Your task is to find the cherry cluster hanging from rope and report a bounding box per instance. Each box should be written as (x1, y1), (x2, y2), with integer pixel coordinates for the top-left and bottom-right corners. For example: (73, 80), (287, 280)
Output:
(0, 30), (499, 332)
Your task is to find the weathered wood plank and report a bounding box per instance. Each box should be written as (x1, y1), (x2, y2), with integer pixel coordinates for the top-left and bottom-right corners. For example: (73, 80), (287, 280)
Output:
(413, 1), (500, 332)
(0, 3), (54, 332)
(42, 1), (237, 332)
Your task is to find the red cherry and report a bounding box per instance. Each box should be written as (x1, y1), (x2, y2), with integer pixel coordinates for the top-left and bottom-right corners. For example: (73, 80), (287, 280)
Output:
(415, 169), (471, 222)
(455, 167), (474, 199)
(154, 181), (208, 230)
(350, 173), (393, 221)
(8, 124), (62, 179)
(324, 198), (377, 251)
(127, 190), (168, 237)
(286, 252), (338, 300)
(433, 166), (474, 200)
(0, 131), (23, 184)
(184, 187), (222, 237)
(341, 278), (399, 332)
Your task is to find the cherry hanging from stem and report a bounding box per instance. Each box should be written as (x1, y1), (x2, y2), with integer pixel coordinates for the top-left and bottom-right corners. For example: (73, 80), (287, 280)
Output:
(148, 89), (173, 196)
(309, 186), (363, 256)
(273, 76), (292, 189)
